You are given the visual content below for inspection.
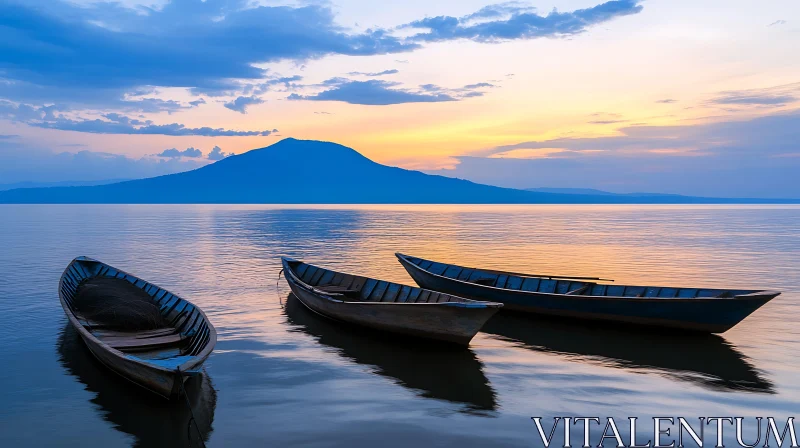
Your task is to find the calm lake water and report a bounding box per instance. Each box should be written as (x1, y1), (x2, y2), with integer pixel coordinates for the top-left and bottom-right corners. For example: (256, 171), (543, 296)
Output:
(1, 204), (799, 447)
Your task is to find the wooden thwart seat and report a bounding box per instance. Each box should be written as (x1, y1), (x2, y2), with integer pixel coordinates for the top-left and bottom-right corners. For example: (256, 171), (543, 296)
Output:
(97, 328), (187, 351)
(92, 327), (177, 339)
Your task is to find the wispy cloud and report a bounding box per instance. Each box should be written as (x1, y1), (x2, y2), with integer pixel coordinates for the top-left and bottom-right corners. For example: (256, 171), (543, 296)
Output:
(768, 20), (787, 27)
(656, 99), (677, 104)
(0, 101), (277, 136)
(35, 118), (278, 137)
(347, 69), (400, 77)
(708, 83), (800, 108)
(588, 119), (628, 124)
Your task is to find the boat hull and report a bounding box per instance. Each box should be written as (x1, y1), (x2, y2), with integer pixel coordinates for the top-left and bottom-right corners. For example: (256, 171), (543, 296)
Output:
(74, 323), (181, 398)
(284, 267), (498, 345)
(59, 257), (216, 399)
(397, 255), (777, 333)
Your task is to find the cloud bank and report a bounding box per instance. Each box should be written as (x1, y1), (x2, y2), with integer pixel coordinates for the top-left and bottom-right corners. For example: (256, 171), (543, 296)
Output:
(0, 145), (208, 184)
(428, 112), (800, 198)
(0, 0), (643, 108)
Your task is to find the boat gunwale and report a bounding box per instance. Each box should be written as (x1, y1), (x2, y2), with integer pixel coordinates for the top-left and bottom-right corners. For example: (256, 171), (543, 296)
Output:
(281, 257), (502, 308)
(395, 253), (781, 302)
(59, 257), (217, 378)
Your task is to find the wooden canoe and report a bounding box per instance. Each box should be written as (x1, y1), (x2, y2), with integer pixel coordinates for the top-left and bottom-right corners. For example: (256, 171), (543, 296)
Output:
(59, 257), (217, 399)
(396, 253), (780, 333)
(281, 257), (502, 345)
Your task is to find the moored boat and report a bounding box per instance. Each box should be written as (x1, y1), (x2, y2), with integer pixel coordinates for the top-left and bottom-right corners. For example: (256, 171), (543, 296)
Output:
(59, 257), (216, 399)
(281, 257), (502, 344)
(396, 253), (780, 333)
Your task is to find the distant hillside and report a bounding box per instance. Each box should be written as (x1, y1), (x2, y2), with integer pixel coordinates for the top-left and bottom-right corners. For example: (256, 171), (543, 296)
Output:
(526, 187), (620, 196)
(0, 139), (796, 204)
(0, 179), (129, 191)
(526, 187), (681, 197)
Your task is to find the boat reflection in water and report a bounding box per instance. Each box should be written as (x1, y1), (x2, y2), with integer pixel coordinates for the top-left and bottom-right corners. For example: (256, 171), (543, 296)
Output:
(284, 294), (497, 414)
(57, 324), (217, 447)
(482, 313), (773, 393)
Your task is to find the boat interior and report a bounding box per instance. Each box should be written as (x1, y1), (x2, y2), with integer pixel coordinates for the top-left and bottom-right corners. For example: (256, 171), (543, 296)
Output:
(402, 255), (759, 299)
(286, 260), (474, 304)
(60, 260), (212, 369)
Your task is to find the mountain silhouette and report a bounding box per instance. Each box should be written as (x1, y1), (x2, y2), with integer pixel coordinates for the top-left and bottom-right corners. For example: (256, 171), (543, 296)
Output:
(0, 138), (796, 203)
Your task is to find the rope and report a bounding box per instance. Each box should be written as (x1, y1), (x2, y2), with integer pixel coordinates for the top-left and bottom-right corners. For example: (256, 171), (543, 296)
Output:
(176, 368), (207, 448)
(277, 268), (285, 308)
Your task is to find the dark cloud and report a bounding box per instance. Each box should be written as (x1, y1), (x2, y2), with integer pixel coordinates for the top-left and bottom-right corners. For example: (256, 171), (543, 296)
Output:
(0, 0), (643, 110)
(223, 96), (265, 114)
(0, 134), (19, 140)
(157, 147), (203, 158)
(402, 0), (643, 43)
(0, 0), (417, 107)
(207, 145), (233, 161)
(347, 69), (400, 77)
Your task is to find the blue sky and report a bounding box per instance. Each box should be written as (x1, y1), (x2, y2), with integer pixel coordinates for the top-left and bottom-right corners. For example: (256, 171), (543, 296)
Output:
(1, 0), (799, 197)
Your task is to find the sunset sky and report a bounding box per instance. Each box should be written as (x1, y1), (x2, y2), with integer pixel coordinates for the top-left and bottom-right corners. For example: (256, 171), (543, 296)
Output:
(1, 0), (799, 197)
